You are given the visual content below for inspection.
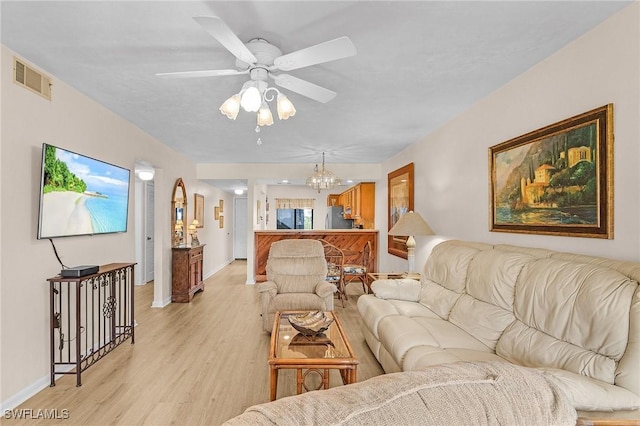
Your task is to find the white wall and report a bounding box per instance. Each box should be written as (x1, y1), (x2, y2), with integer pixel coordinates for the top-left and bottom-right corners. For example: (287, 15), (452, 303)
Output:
(0, 45), (233, 408)
(381, 3), (640, 271)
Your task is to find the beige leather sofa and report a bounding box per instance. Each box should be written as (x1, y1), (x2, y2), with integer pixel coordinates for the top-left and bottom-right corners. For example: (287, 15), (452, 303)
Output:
(358, 240), (640, 421)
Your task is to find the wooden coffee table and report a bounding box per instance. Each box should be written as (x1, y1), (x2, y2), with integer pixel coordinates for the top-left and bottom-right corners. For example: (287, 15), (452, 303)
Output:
(268, 311), (359, 401)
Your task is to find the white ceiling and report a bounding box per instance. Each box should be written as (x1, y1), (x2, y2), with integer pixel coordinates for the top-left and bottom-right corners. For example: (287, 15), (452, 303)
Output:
(1, 1), (631, 170)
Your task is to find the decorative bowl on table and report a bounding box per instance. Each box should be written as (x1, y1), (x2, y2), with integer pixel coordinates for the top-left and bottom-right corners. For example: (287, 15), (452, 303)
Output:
(287, 311), (334, 337)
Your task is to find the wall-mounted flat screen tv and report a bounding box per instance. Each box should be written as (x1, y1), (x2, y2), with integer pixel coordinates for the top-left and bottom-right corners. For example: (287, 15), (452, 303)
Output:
(37, 143), (131, 239)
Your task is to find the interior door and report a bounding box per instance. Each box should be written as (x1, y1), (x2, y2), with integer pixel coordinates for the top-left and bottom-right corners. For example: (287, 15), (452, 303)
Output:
(234, 197), (248, 259)
(145, 181), (155, 282)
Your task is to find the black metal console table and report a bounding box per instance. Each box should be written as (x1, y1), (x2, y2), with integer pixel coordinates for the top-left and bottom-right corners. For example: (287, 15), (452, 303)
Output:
(47, 263), (135, 386)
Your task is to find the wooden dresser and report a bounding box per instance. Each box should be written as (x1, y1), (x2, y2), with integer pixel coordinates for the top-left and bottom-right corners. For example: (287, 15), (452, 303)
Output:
(172, 244), (205, 303)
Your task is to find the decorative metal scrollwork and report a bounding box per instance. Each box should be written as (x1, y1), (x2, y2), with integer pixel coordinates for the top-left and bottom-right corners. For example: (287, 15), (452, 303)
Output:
(103, 296), (117, 318)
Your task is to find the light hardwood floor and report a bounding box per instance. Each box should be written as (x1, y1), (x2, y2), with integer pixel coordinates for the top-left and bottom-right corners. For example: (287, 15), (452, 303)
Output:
(12, 261), (384, 425)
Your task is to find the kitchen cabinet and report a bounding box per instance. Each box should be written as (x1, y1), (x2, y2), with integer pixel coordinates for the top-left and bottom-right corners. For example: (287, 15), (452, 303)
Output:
(327, 194), (340, 207)
(329, 182), (375, 228)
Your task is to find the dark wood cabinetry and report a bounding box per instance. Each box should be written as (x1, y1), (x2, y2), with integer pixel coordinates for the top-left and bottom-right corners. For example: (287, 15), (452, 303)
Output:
(172, 244), (205, 303)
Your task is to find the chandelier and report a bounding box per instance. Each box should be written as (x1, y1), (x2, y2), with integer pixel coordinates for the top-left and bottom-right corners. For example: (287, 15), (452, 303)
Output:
(306, 152), (342, 193)
(219, 69), (296, 129)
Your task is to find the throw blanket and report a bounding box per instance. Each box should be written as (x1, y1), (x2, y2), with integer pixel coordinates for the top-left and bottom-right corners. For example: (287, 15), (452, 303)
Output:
(224, 361), (577, 426)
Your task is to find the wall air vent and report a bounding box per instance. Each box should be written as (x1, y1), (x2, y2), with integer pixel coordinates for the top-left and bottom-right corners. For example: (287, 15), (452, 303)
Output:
(13, 57), (52, 100)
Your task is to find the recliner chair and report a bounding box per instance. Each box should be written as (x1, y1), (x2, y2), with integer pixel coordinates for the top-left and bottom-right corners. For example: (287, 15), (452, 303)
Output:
(257, 239), (337, 333)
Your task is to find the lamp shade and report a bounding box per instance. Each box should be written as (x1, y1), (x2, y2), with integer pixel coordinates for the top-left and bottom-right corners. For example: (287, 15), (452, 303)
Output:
(388, 211), (435, 236)
(276, 93), (296, 120)
(257, 103), (274, 126)
(240, 85), (261, 112)
(219, 94), (241, 120)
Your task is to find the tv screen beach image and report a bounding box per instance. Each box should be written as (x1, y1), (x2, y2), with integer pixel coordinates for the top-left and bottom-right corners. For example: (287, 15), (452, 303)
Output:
(38, 144), (130, 238)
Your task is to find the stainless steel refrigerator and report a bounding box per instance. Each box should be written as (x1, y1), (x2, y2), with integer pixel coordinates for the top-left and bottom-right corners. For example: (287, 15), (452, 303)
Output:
(325, 206), (354, 229)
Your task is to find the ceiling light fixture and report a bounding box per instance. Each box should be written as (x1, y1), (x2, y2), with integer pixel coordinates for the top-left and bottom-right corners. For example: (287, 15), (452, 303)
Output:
(219, 69), (295, 131)
(135, 162), (155, 181)
(306, 152), (342, 193)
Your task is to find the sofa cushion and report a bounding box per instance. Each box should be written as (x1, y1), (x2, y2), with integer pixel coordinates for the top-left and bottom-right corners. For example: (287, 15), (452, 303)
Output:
(371, 278), (421, 301)
(539, 367), (640, 411)
(386, 299), (440, 319)
(465, 250), (531, 311)
(378, 315), (491, 369)
(418, 280), (461, 319)
(423, 241), (482, 293)
(448, 294), (515, 351)
(498, 257), (638, 384)
(267, 293), (331, 313)
(357, 294), (402, 340)
(266, 257), (327, 293)
(403, 346), (506, 371)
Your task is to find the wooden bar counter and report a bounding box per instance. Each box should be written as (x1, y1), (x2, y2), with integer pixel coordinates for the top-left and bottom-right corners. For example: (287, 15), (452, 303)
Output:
(255, 230), (378, 281)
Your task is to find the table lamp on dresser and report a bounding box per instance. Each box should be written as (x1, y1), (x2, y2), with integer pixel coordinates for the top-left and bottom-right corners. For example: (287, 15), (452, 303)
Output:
(388, 211), (435, 279)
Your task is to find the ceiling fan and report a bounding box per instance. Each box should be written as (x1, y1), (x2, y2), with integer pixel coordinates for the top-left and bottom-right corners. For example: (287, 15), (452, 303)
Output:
(156, 16), (357, 105)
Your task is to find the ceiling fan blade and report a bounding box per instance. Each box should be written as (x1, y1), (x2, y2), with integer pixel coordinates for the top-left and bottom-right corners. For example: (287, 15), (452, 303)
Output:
(273, 74), (337, 103)
(273, 36), (356, 71)
(193, 16), (257, 65)
(156, 69), (248, 79)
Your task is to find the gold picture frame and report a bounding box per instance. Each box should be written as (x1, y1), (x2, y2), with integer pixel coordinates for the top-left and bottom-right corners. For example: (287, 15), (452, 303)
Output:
(194, 194), (204, 228)
(214, 206), (220, 220)
(388, 163), (414, 258)
(489, 104), (613, 239)
(219, 215), (224, 228)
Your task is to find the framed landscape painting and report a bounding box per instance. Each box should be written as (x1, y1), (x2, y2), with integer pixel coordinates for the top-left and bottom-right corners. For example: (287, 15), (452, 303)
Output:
(489, 104), (613, 239)
(388, 163), (414, 258)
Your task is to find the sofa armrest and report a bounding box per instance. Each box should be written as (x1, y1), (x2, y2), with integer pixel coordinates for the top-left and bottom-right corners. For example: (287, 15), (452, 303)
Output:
(257, 281), (277, 298)
(316, 281), (338, 298)
(371, 279), (421, 301)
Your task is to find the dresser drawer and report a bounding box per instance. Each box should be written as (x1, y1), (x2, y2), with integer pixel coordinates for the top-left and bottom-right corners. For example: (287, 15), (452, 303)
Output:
(189, 247), (203, 262)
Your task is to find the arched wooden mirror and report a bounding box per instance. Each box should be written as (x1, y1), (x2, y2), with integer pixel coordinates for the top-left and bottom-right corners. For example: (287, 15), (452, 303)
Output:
(172, 178), (187, 246)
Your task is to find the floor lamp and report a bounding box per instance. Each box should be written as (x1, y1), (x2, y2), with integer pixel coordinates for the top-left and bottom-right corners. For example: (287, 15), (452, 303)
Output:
(388, 211), (435, 279)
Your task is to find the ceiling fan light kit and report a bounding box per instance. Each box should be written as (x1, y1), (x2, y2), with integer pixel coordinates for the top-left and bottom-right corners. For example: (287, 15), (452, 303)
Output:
(276, 93), (296, 120)
(157, 16), (356, 130)
(257, 102), (274, 126)
(239, 84), (262, 112)
(219, 94), (241, 120)
(221, 80), (293, 126)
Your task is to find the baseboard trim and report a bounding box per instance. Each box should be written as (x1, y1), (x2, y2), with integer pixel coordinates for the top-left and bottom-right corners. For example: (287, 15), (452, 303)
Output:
(151, 296), (171, 308)
(204, 259), (233, 280)
(0, 366), (74, 412)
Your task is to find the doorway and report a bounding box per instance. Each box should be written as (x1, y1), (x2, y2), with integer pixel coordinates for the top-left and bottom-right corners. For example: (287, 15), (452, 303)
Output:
(135, 179), (155, 285)
(144, 181), (155, 282)
(234, 197), (248, 259)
